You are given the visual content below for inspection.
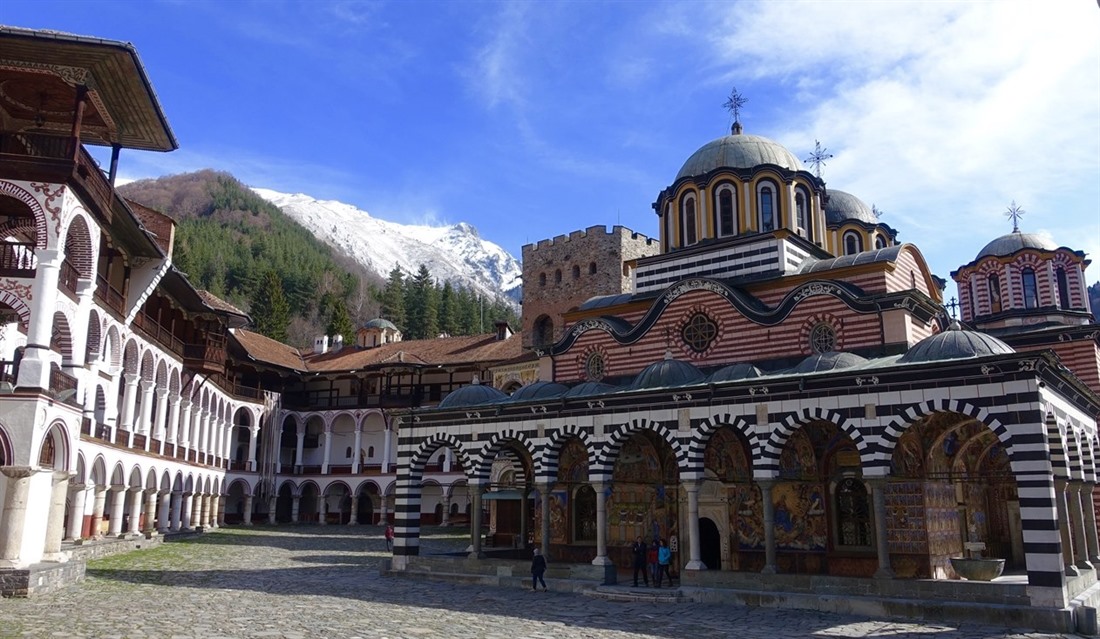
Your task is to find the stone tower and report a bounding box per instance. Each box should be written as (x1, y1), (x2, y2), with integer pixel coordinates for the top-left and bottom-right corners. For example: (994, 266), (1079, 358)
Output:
(521, 225), (658, 350)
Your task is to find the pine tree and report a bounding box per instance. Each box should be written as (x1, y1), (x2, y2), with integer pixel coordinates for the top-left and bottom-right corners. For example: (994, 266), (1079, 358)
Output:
(380, 265), (406, 330)
(438, 281), (458, 337)
(322, 293), (355, 343)
(404, 264), (439, 340)
(252, 270), (290, 342)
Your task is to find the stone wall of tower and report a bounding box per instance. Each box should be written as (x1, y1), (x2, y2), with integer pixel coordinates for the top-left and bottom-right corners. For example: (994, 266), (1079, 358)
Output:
(521, 225), (659, 350)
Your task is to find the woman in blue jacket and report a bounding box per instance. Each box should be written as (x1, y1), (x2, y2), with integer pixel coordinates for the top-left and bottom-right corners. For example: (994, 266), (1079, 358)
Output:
(656, 539), (673, 587)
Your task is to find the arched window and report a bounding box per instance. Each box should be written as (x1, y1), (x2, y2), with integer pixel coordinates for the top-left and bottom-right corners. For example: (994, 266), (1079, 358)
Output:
(345, 446), (352, 459)
(988, 274), (1002, 313)
(1021, 268), (1038, 309)
(716, 185), (736, 237)
(835, 477), (872, 547)
(1056, 267), (1070, 309)
(368, 446), (375, 458)
(572, 265), (580, 280)
(681, 194), (697, 245)
(38, 435), (55, 467)
(794, 187), (811, 241)
(554, 269), (562, 284)
(843, 231), (863, 255)
(874, 234), (887, 250)
(757, 183), (776, 232)
(588, 262), (597, 275)
(538, 273), (546, 287)
(533, 315), (554, 347)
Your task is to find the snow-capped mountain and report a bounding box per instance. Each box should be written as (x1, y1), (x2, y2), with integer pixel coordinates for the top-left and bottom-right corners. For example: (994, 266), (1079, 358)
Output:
(252, 188), (522, 306)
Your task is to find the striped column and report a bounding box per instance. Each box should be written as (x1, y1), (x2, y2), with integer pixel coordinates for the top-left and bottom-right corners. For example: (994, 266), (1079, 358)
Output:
(392, 447), (424, 568)
(1014, 411), (1070, 607)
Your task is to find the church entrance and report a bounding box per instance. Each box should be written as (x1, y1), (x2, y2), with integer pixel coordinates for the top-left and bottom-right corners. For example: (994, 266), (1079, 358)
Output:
(699, 517), (721, 570)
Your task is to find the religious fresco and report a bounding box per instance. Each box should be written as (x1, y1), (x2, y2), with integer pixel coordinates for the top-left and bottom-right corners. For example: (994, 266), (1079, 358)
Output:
(779, 429), (817, 480)
(704, 427), (751, 482)
(532, 489), (569, 544)
(558, 438), (589, 483)
(772, 481), (827, 550)
(730, 483), (764, 550)
(891, 428), (924, 478)
(606, 432), (678, 546)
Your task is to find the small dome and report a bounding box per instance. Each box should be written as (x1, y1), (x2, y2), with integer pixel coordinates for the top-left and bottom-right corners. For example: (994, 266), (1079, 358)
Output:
(506, 381), (569, 402)
(825, 190), (877, 225)
(437, 380), (508, 409)
(629, 355), (706, 390)
(976, 231), (1058, 260)
(676, 132), (802, 180)
(790, 351), (867, 374)
(899, 324), (1015, 364)
(563, 381), (619, 398)
(707, 363), (761, 383)
(362, 318), (399, 331)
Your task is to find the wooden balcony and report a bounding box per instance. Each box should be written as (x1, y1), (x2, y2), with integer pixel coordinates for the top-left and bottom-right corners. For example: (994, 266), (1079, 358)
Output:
(0, 360), (15, 386)
(0, 133), (114, 222)
(49, 366), (79, 404)
(132, 310), (184, 356)
(0, 241), (36, 279)
(183, 339), (226, 376)
(59, 259), (79, 298)
(95, 275), (125, 317)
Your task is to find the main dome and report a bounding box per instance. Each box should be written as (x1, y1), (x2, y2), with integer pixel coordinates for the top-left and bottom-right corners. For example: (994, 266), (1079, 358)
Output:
(976, 232), (1058, 260)
(676, 131), (803, 180)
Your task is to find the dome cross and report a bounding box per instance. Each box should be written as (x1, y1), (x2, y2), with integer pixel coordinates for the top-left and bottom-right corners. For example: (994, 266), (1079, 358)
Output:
(1005, 201), (1025, 232)
(722, 87), (748, 132)
(804, 140), (833, 179)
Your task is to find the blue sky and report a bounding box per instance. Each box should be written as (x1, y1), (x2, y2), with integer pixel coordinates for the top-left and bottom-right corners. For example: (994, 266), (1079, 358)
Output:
(4, 0), (1098, 299)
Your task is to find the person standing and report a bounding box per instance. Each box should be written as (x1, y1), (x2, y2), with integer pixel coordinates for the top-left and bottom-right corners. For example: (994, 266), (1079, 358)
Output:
(384, 524), (394, 551)
(631, 536), (649, 587)
(647, 539), (660, 587)
(531, 547), (548, 591)
(656, 538), (673, 588)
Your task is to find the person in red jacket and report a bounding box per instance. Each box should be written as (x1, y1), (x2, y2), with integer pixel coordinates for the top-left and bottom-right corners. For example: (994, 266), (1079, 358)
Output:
(384, 524), (394, 551)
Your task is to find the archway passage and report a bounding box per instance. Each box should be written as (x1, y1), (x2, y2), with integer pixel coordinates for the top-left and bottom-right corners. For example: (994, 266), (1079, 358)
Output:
(606, 430), (680, 569)
(275, 484), (293, 523)
(356, 492), (373, 525)
(699, 517), (721, 570)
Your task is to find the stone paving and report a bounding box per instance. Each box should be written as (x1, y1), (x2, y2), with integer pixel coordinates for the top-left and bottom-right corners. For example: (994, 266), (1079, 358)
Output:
(0, 526), (1085, 639)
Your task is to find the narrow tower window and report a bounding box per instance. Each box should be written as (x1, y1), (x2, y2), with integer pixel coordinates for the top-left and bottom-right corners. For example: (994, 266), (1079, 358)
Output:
(759, 185), (775, 232)
(682, 195), (697, 245)
(1056, 267), (1070, 309)
(718, 187), (736, 236)
(988, 274), (1002, 313)
(794, 188), (812, 242)
(843, 231), (863, 255)
(1021, 268), (1038, 309)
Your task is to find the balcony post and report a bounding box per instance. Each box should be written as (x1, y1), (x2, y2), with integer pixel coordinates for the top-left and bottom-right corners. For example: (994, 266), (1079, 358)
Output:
(295, 424), (305, 471)
(321, 424), (332, 474)
(153, 389), (170, 453)
(15, 248), (62, 391)
(107, 143), (121, 186)
(177, 399), (192, 453)
(352, 424), (362, 474)
(68, 277), (96, 405)
(118, 373), (140, 440)
(166, 395), (181, 447)
(382, 421), (392, 474)
(247, 425), (259, 472)
(69, 84), (88, 162)
(138, 381), (155, 444)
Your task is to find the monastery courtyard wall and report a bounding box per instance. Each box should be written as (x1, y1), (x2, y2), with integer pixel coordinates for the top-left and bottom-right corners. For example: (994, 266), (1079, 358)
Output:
(0, 525), (1090, 639)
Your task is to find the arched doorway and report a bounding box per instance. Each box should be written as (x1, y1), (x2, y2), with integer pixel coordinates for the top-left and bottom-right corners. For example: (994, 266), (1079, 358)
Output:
(699, 517), (721, 570)
(275, 483), (293, 523)
(357, 492), (374, 524)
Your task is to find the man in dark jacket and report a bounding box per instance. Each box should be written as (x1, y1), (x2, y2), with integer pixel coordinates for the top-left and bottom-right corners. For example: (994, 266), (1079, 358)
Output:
(631, 536), (649, 587)
(531, 547), (547, 591)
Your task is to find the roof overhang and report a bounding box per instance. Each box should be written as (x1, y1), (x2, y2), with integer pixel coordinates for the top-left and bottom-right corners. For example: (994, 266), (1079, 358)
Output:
(0, 26), (177, 151)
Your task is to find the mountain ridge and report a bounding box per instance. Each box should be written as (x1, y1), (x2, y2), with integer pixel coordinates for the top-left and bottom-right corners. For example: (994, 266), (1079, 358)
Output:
(252, 188), (522, 308)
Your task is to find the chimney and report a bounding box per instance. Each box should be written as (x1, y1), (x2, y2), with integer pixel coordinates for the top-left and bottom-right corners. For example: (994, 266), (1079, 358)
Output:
(314, 335), (329, 354)
(331, 334), (344, 352)
(495, 321), (512, 341)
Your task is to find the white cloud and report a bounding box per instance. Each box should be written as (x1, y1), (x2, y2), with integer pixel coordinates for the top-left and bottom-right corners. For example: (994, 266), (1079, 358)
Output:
(697, 0), (1099, 279)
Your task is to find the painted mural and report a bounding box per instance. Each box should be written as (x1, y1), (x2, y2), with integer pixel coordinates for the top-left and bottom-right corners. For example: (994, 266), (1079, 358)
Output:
(608, 432), (678, 546)
(705, 427), (752, 482)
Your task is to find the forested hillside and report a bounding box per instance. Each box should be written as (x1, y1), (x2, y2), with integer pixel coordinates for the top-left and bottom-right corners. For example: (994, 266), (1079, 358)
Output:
(120, 170), (519, 348)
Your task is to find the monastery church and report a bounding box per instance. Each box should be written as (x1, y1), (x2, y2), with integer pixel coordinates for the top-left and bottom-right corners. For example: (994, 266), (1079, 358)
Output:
(0, 25), (1098, 632)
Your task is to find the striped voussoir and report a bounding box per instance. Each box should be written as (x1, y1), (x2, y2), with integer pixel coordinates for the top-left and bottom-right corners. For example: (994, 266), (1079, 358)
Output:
(474, 429), (535, 483)
(592, 418), (686, 479)
(535, 424), (595, 482)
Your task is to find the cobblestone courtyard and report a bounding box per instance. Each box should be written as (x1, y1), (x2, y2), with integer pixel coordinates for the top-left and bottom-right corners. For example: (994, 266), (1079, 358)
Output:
(0, 527), (1085, 639)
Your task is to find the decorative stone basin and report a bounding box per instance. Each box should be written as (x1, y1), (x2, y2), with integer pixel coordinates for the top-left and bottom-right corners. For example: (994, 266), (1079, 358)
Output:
(949, 557), (1005, 581)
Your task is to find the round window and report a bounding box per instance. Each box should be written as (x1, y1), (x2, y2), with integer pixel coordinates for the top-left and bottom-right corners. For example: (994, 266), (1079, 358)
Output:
(810, 323), (837, 354)
(682, 313), (718, 353)
(585, 351), (605, 382)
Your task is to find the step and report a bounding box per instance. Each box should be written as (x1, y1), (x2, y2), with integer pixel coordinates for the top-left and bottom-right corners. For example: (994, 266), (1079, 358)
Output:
(587, 584), (689, 603)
